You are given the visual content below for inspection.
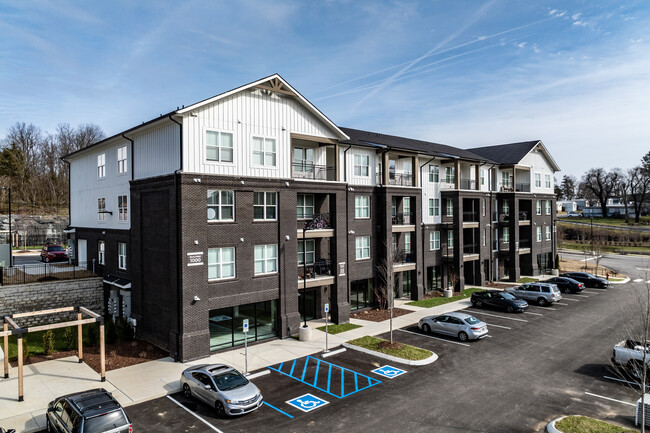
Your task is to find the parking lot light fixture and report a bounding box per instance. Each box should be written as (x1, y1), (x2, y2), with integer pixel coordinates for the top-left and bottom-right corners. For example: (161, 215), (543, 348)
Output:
(1, 186), (11, 267)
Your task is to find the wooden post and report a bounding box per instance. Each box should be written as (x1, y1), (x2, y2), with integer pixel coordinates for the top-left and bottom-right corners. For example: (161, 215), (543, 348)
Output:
(99, 321), (105, 382)
(3, 322), (8, 378)
(17, 335), (23, 401)
(77, 313), (83, 363)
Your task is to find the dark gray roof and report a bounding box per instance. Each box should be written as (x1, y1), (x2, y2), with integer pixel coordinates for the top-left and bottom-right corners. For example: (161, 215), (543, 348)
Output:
(340, 127), (493, 162)
(465, 141), (540, 165)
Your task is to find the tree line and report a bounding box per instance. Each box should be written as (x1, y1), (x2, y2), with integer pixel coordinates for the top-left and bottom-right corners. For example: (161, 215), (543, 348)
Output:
(555, 150), (650, 223)
(0, 122), (105, 214)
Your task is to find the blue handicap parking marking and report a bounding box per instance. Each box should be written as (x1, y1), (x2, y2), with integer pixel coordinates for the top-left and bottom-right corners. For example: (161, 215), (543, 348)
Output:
(371, 365), (407, 379)
(286, 393), (329, 413)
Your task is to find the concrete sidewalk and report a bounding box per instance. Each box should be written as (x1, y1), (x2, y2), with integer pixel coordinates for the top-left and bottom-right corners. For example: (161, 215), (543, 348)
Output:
(0, 292), (483, 432)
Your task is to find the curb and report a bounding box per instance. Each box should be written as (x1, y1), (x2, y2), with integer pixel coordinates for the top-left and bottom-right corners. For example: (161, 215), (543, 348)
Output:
(609, 277), (630, 284)
(546, 416), (564, 433)
(342, 342), (438, 366)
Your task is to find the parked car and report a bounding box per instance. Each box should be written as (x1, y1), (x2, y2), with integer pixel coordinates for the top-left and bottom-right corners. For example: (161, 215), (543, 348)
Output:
(180, 364), (263, 417)
(46, 388), (132, 433)
(505, 282), (562, 306)
(471, 290), (529, 313)
(560, 272), (610, 288)
(1, 428), (16, 433)
(566, 211), (582, 217)
(543, 276), (585, 294)
(41, 243), (68, 263)
(611, 339), (650, 379)
(418, 311), (488, 341)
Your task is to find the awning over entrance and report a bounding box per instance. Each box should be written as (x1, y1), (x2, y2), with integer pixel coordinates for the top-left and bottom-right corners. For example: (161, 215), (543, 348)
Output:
(103, 274), (132, 289)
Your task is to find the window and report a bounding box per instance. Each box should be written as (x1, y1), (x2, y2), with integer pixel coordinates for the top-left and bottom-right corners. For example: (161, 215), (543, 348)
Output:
(207, 190), (235, 221)
(545, 226), (551, 241)
(535, 173), (541, 188)
(254, 192), (277, 220)
(447, 231), (454, 249)
(536, 200), (542, 215)
(208, 247), (235, 280)
(446, 198), (453, 216)
(98, 240), (105, 265)
(118, 242), (127, 270)
(293, 147), (314, 173)
(206, 130), (233, 162)
(254, 244), (277, 275)
(404, 233), (412, 253)
(97, 154), (105, 178)
(298, 239), (315, 265)
(355, 195), (370, 219)
(482, 198), (486, 216)
(428, 198), (440, 217)
(503, 227), (510, 243)
(252, 137), (276, 167)
(502, 200), (509, 216)
(117, 146), (127, 174)
(429, 165), (439, 182)
(118, 195), (127, 221)
(391, 197), (397, 217)
(545, 174), (551, 188)
(297, 194), (314, 219)
(501, 171), (510, 187)
(355, 236), (370, 260)
(545, 200), (552, 215)
(403, 197), (411, 219)
(536, 226), (542, 242)
(445, 166), (455, 183)
(429, 231), (440, 250)
(97, 198), (106, 222)
(353, 154), (370, 177)
(481, 169), (485, 186)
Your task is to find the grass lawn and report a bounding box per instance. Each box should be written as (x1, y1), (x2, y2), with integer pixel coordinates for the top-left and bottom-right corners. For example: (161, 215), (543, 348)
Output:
(406, 288), (482, 308)
(559, 216), (650, 227)
(560, 241), (650, 255)
(5, 325), (101, 361)
(517, 277), (538, 283)
(347, 336), (432, 361)
(316, 323), (362, 334)
(554, 415), (636, 433)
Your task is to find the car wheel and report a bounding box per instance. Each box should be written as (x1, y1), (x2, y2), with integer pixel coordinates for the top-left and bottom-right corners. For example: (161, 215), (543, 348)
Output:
(458, 332), (469, 342)
(475, 300), (483, 308)
(537, 297), (548, 307)
(422, 324), (430, 333)
(45, 256), (50, 263)
(563, 287), (571, 294)
(506, 305), (514, 313)
(182, 383), (191, 398)
(215, 400), (226, 417)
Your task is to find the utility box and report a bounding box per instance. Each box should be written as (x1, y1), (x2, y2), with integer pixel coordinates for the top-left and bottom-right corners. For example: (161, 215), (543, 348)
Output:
(636, 394), (650, 427)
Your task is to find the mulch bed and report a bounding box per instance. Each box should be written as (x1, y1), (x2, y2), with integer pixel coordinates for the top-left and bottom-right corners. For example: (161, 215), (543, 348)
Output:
(10, 339), (168, 373)
(350, 307), (413, 322)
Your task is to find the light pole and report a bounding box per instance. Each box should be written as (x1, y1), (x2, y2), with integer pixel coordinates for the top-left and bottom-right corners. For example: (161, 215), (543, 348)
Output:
(1, 187), (11, 267)
(302, 226), (308, 328)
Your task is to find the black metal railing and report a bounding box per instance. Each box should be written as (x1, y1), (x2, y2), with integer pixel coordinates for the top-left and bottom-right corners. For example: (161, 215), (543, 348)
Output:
(499, 213), (510, 222)
(519, 211), (529, 220)
(518, 239), (530, 249)
(463, 211), (479, 222)
(292, 163), (336, 181)
(389, 173), (414, 186)
(303, 213), (331, 230)
(500, 184), (514, 192)
(392, 212), (414, 225)
(460, 179), (477, 190)
(515, 183), (531, 192)
(299, 258), (333, 280)
(393, 249), (415, 264)
(463, 243), (479, 255)
(0, 261), (98, 286)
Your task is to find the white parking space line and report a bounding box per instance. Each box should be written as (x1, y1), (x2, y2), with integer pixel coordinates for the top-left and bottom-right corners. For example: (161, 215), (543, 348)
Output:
(523, 311), (543, 316)
(397, 328), (470, 347)
(562, 298), (580, 302)
(574, 294), (589, 298)
(555, 302), (569, 306)
(464, 310), (528, 322)
(584, 391), (636, 407)
(603, 375), (643, 387)
(485, 322), (511, 330)
(485, 335), (493, 338)
(633, 279), (643, 283)
(582, 291), (599, 294)
(167, 396), (225, 432)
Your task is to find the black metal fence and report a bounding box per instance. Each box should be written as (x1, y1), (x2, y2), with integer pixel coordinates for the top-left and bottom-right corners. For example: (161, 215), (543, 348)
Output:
(0, 261), (97, 286)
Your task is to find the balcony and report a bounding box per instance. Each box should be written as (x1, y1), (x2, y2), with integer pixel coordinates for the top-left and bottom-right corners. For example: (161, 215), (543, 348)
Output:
(393, 249), (416, 271)
(297, 214), (335, 238)
(518, 211), (530, 225)
(460, 179), (477, 190)
(518, 239), (531, 254)
(392, 212), (416, 232)
(376, 171), (415, 186)
(463, 243), (479, 261)
(298, 259), (335, 288)
(516, 183), (531, 192)
(292, 162), (335, 181)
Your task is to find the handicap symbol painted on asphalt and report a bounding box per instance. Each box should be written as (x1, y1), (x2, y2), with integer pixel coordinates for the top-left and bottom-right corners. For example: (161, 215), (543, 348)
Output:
(371, 365), (407, 379)
(286, 393), (329, 412)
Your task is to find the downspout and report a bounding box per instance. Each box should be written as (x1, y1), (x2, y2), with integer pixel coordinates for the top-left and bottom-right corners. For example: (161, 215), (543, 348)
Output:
(419, 156), (436, 291)
(343, 144), (351, 306)
(343, 145), (351, 182)
(121, 134), (134, 181)
(169, 114), (184, 361)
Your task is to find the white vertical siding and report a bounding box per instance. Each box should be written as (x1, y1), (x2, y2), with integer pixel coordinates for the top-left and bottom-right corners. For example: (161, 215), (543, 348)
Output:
(520, 148), (555, 193)
(345, 147), (378, 186)
(133, 122), (181, 179)
(421, 162), (442, 225)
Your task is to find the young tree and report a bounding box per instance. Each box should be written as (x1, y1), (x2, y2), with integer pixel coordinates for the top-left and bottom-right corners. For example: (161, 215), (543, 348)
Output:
(560, 175), (577, 200)
(373, 240), (395, 343)
(580, 168), (622, 218)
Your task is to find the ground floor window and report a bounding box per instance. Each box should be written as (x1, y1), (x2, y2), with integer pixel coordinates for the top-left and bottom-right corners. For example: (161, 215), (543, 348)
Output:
(426, 266), (441, 292)
(351, 278), (373, 310)
(537, 252), (553, 273)
(402, 271), (412, 298)
(209, 299), (277, 351)
(298, 288), (318, 322)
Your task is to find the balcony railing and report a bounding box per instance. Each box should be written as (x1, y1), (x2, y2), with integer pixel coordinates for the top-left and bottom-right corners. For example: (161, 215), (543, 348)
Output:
(292, 162), (335, 181)
(500, 184), (514, 192)
(1, 261), (98, 286)
(392, 212), (414, 225)
(463, 243), (479, 255)
(393, 249), (415, 265)
(460, 179), (477, 190)
(304, 213), (331, 230)
(519, 211), (529, 220)
(463, 211), (479, 222)
(299, 258), (333, 280)
(518, 239), (530, 249)
(516, 183), (531, 192)
(390, 173), (414, 186)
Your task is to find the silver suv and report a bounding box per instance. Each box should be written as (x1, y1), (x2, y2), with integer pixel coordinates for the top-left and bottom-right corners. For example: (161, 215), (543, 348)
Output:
(506, 282), (562, 306)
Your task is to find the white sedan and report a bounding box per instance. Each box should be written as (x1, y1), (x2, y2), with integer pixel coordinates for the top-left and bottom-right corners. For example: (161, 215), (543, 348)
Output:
(418, 311), (488, 341)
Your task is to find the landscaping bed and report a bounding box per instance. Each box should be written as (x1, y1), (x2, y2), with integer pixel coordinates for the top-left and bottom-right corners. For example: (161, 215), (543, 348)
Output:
(554, 415), (635, 433)
(347, 336), (432, 361)
(350, 307), (413, 322)
(406, 288), (481, 308)
(316, 323), (362, 334)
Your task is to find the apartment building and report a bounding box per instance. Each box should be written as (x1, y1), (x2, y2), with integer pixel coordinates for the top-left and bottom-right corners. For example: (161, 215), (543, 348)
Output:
(64, 74), (559, 361)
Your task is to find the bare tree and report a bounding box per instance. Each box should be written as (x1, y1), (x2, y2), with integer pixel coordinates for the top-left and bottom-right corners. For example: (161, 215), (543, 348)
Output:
(580, 168), (622, 218)
(629, 166), (650, 224)
(373, 240), (395, 343)
(560, 175), (577, 200)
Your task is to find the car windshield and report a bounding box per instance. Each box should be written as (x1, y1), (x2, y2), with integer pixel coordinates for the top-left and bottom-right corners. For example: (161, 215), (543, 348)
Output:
(502, 293), (516, 300)
(83, 410), (127, 432)
(48, 246), (64, 252)
(213, 371), (249, 391)
(464, 316), (480, 325)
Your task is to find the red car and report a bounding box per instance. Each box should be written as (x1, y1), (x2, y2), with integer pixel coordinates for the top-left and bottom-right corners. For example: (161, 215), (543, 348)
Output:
(41, 244), (68, 263)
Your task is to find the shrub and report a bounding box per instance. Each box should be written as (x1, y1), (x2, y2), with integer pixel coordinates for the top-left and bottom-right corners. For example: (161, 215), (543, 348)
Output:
(63, 327), (77, 350)
(22, 337), (30, 361)
(115, 318), (134, 342)
(106, 319), (117, 345)
(86, 323), (99, 347)
(42, 330), (55, 355)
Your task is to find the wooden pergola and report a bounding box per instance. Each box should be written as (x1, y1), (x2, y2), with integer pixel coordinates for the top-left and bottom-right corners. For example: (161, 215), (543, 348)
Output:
(1, 306), (105, 402)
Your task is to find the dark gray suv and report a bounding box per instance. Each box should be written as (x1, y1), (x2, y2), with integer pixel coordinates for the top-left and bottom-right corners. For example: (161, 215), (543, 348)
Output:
(46, 388), (132, 433)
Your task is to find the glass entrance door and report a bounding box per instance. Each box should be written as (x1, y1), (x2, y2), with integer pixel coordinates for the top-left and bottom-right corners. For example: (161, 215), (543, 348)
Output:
(298, 289), (317, 321)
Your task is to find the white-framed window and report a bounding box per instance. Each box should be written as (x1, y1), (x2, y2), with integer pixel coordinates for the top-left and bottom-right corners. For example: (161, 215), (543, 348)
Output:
(97, 153), (105, 178)
(536, 226), (542, 242)
(447, 231), (454, 249)
(403, 197), (411, 218)
(254, 244), (277, 275)
(429, 165), (439, 182)
(536, 200), (542, 215)
(118, 242), (127, 270)
(355, 236), (370, 260)
(252, 136), (276, 167)
(481, 169), (485, 186)
(254, 192), (277, 220)
(206, 130), (234, 162)
(117, 146), (127, 174)
(392, 233), (397, 254)
(545, 200), (552, 215)
(355, 195), (370, 219)
(503, 227), (510, 243)
(118, 195), (127, 221)
(97, 198), (106, 222)
(208, 247), (235, 280)
(293, 147), (314, 173)
(298, 239), (315, 265)
(404, 233), (412, 253)
(353, 154), (370, 177)
(482, 228), (486, 246)
(207, 190), (235, 221)
(545, 174), (551, 188)
(535, 173), (541, 188)
(545, 226), (551, 241)
(297, 194), (314, 219)
(446, 198), (453, 216)
(501, 171), (510, 187)
(482, 198), (486, 216)
(445, 166), (455, 184)
(98, 240), (105, 265)
(502, 200), (509, 216)
(429, 231), (440, 250)
(428, 198), (440, 217)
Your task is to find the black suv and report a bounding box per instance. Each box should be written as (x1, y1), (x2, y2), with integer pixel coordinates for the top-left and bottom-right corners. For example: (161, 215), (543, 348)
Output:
(560, 272), (610, 288)
(46, 388), (132, 433)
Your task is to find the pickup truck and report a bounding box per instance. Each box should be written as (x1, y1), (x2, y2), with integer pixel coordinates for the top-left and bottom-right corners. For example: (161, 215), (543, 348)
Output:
(611, 339), (650, 373)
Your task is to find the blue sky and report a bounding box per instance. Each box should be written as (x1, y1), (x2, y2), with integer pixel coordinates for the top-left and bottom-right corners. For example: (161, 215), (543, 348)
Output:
(1, 0), (649, 179)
